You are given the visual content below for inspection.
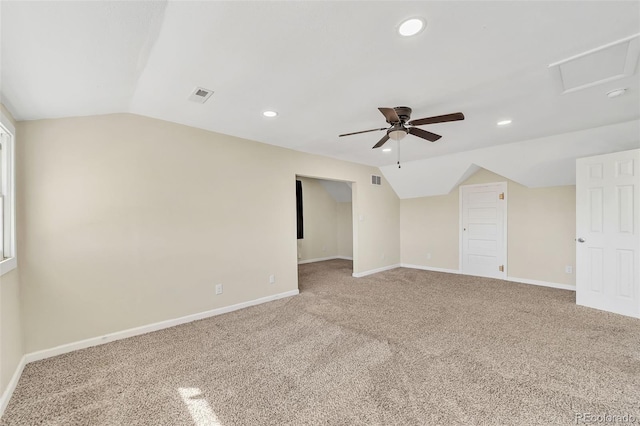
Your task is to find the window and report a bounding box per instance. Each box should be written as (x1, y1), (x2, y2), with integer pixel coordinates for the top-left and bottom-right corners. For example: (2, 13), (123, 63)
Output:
(0, 110), (16, 275)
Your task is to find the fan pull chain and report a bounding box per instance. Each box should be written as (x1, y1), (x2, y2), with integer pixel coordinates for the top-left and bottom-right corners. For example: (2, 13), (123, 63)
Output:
(397, 140), (401, 168)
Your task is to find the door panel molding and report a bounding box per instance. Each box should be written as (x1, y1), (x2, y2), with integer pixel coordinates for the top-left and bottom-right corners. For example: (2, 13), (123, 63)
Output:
(459, 181), (508, 279)
(576, 149), (639, 318)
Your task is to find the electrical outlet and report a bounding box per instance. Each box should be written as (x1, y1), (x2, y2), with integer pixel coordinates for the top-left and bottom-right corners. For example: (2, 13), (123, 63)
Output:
(565, 265), (573, 274)
(215, 284), (223, 295)
(269, 274), (275, 284)
(426, 253), (432, 260)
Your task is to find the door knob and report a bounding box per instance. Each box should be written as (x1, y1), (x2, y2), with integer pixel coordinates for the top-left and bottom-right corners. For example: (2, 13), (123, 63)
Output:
(577, 238), (585, 243)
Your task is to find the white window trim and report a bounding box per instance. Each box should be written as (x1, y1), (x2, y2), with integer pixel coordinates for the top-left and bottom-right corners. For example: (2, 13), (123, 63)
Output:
(0, 110), (17, 276)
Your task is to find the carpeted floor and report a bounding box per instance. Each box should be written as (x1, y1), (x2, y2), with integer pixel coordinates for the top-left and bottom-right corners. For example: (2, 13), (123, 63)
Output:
(3, 260), (639, 425)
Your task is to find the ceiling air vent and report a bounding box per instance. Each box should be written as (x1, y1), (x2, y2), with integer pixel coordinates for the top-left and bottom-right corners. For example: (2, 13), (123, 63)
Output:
(371, 175), (382, 185)
(188, 87), (214, 104)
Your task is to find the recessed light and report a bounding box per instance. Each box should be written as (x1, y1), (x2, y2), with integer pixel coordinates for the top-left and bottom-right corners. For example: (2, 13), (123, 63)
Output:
(497, 119), (512, 126)
(606, 88), (627, 98)
(382, 148), (392, 152)
(263, 110), (278, 117)
(398, 18), (425, 37)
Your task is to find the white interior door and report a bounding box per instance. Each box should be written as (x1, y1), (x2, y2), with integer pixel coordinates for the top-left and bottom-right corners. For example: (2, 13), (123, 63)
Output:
(576, 149), (640, 318)
(460, 182), (507, 279)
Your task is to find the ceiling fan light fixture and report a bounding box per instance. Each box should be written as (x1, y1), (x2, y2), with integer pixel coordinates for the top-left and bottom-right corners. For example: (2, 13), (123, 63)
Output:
(398, 18), (425, 37)
(382, 148), (392, 153)
(339, 106), (463, 149)
(388, 129), (407, 141)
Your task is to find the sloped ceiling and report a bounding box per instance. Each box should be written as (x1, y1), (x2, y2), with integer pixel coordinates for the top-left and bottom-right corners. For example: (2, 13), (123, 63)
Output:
(319, 180), (352, 203)
(381, 120), (640, 198)
(0, 1), (167, 119)
(1, 1), (639, 198)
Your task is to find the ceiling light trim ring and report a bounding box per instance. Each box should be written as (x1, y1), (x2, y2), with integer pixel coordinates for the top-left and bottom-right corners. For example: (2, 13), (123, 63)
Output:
(398, 17), (426, 37)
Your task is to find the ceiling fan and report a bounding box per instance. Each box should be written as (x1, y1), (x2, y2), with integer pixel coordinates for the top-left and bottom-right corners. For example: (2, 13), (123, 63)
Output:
(339, 106), (465, 149)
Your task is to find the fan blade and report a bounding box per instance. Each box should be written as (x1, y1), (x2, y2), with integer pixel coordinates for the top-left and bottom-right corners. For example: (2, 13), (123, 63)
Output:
(378, 107), (400, 123)
(339, 127), (387, 137)
(408, 127), (442, 142)
(408, 112), (465, 126)
(372, 134), (390, 149)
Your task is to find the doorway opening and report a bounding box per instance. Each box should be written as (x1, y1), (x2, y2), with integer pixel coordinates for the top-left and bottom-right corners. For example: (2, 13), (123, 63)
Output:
(295, 176), (355, 278)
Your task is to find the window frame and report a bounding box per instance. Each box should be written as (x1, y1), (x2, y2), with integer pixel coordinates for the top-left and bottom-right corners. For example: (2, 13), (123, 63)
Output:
(0, 110), (17, 276)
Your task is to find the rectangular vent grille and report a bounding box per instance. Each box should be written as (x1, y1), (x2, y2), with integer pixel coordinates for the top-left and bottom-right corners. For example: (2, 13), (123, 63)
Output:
(371, 175), (382, 185)
(188, 87), (214, 104)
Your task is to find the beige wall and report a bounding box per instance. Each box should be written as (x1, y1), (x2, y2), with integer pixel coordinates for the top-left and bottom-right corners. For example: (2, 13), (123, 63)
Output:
(297, 177), (338, 261)
(401, 168), (576, 286)
(0, 104), (24, 397)
(296, 178), (353, 262)
(17, 113), (400, 353)
(401, 193), (459, 270)
(337, 202), (353, 258)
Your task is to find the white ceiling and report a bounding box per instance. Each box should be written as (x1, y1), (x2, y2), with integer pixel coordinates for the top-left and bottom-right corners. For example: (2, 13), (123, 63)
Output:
(0, 1), (167, 119)
(382, 119), (640, 198)
(2, 1), (639, 197)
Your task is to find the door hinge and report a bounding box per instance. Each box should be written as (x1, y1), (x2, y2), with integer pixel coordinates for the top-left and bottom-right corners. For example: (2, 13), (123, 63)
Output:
(499, 192), (505, 200)
(499, 265), (504, 272)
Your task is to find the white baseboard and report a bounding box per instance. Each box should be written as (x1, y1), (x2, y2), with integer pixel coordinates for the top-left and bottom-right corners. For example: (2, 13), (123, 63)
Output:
(400, 264), (575, 291)
(0, 355), (26, 418)
(505, 276), (575, 291)
(25, 289), (299, 364)
(401, 264), (460, 274)
(298, 256), (352, 264)
(352, 263), (400, 278)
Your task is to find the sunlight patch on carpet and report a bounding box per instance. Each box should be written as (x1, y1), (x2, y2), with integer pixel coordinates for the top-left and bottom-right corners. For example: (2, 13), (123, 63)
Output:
(178, 387), (222, 426)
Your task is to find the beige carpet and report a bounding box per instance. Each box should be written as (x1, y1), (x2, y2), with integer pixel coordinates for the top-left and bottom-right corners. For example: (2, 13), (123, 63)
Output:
(3, 260), (639, 425)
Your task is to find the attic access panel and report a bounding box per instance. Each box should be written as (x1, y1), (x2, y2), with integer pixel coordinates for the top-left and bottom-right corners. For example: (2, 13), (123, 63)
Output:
(549, 34), (640, 94)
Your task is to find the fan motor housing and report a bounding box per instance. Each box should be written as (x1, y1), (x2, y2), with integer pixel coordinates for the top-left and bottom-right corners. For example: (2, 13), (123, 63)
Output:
(393, 106), (412, 123)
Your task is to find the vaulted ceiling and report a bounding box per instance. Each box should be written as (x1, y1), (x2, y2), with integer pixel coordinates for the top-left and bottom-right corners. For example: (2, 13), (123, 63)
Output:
(2, 1), (639, 197)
